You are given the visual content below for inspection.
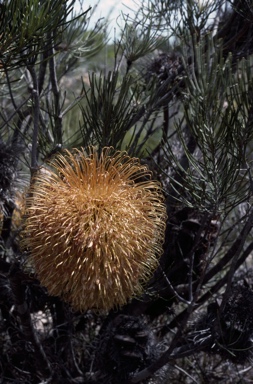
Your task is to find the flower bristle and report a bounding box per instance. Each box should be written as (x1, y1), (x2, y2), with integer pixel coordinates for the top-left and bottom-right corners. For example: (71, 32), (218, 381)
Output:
(22, 147), (167, 311)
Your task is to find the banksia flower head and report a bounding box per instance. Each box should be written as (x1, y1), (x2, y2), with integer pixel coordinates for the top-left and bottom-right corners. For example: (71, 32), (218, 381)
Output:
(23, 147), (167, 311)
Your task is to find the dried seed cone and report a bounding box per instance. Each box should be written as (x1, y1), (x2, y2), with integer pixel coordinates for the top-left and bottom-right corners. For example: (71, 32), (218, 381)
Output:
(23, 147), (167, 311)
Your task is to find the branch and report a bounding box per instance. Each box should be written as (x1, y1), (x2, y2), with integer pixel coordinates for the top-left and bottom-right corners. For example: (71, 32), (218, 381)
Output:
(27, 65), (40, 175)
(220, 207), (253, 310)
(8, 264), (52, 379)
(159, 240), (253, 337)
(202, 212), (253, 286)
(48, 32), (63, 145)
(131, 238), (253, 383)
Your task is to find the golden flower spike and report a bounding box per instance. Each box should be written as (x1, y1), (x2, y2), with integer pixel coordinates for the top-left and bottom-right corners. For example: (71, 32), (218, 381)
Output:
(23, 147), (167, 311)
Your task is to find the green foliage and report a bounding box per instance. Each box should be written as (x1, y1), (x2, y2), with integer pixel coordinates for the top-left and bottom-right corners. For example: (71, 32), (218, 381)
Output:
(0, 0), (73, 69)
(163, 37), (253, 214)
(79, 70), (140, 149)
(0, 0), (109, 166)
(120, 12), (167, 65)
(56, 6), (108, 60)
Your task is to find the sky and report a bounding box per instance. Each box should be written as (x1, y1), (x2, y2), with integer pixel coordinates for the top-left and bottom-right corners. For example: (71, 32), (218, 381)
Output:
(72, 0), (138, 39)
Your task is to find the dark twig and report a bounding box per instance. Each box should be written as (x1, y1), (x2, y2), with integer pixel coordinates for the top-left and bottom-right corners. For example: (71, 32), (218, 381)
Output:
(8, 264), (52, 380)
(159, 240), (253, 337)
(48, 32), (63, 145)
(220, 207), (253, 310)
(27, 65), (40, 175)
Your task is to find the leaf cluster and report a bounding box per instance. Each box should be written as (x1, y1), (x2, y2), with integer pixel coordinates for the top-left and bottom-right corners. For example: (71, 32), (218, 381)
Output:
(163, 36), (253, 215)
(79, 70), (142, 149)
(0, 0), (74, 69)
